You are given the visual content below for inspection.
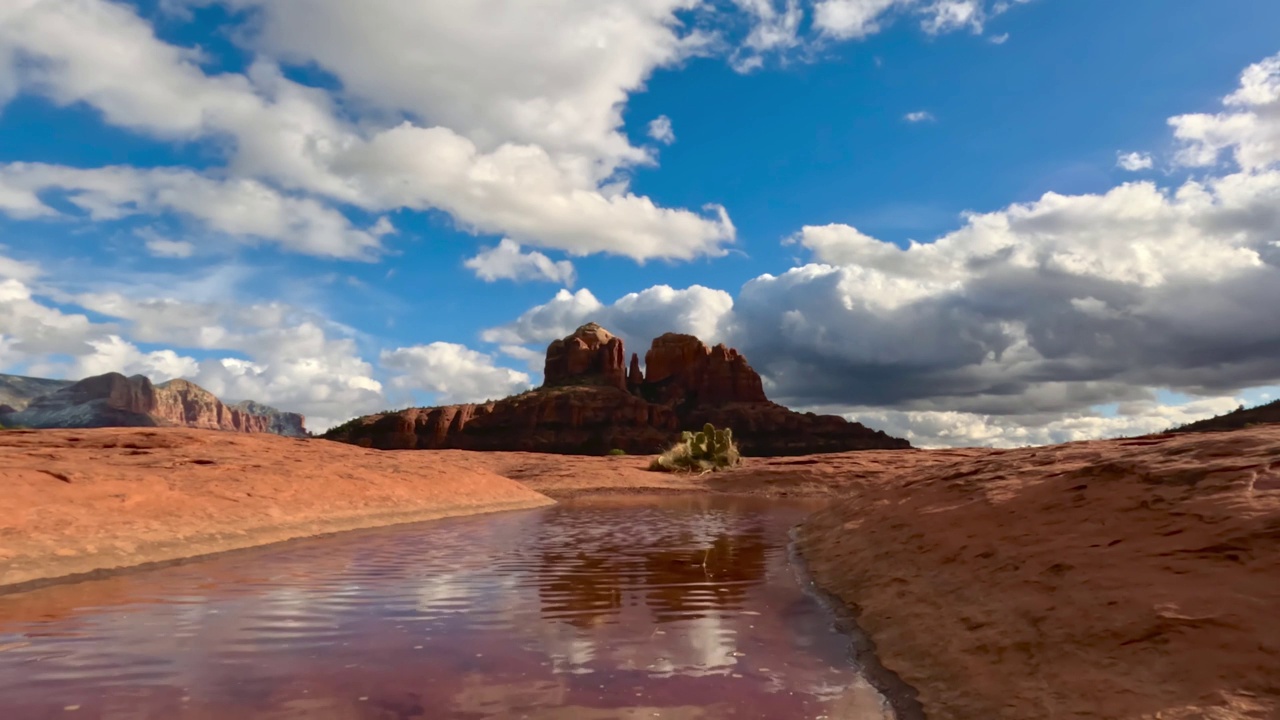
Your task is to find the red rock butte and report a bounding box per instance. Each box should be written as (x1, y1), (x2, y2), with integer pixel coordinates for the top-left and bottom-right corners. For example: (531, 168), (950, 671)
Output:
(326, 323), (910, 456)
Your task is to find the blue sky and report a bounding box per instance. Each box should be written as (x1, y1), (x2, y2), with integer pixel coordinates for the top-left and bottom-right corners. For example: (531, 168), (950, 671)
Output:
(2, 0), (1279, 446)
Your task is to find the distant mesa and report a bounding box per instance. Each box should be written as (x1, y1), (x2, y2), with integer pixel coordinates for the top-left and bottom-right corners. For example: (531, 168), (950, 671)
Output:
(324, 322), (910, 456)
(0, 371), (306, 437)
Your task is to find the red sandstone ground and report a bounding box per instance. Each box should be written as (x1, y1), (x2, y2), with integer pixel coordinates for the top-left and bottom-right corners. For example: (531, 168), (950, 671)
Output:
(3, 426), (1279, 720)
(0, 428), (552, 589)
(798, 426), (1280, 720)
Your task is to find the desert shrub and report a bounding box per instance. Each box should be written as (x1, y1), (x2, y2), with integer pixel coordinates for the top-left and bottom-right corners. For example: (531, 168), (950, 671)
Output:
(649, 423), (741, 473)
(606, 448), (627, 456)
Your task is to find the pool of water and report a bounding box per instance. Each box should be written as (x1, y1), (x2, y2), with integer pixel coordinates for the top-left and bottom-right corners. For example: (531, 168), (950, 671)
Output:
(0, 495), (892, 719)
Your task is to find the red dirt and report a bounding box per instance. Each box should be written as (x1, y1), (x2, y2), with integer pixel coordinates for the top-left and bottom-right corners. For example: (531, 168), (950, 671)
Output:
(0, 428), (552, 589)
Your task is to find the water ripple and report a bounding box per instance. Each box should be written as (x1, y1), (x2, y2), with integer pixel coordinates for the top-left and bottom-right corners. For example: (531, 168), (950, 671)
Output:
(0, 495), (892, 719)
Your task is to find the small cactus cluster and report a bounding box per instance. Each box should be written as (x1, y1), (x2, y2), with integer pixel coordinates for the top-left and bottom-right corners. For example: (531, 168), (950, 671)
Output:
(650, 423), (741, 472)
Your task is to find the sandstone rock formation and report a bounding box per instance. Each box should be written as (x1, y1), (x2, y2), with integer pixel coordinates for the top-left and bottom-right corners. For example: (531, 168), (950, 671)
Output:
(0, 372), (306, 436)
(326, 323), (908, 455)
(0, 373), (73, 411)
(230, 400), (309, 437)
(543, 322), (627, 390)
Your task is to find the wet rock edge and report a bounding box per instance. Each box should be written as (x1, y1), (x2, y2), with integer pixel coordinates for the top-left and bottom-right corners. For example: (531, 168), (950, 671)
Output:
(788, 525), (927, 720)
(0, 500), (551, 597)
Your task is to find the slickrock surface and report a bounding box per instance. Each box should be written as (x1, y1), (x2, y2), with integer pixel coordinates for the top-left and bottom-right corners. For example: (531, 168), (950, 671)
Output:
(797, 427), (1280, 720)
(455, 446), (974, 499)
(0, 428), (552, 590)
(327, 323), (909, 456)
(7, 423), (1278, 720)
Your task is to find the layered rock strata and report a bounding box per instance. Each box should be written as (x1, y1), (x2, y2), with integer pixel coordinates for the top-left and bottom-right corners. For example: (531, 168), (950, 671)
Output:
(0, 372), (306, 436)
(326, 323), (908, 456)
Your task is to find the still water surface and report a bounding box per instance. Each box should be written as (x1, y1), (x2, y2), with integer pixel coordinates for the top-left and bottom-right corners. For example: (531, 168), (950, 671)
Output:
(0, 495), (891, 719)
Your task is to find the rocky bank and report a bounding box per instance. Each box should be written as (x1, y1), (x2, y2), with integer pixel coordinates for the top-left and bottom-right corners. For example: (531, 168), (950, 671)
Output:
(325, 323), (909, 456)
(0, 428), (552, 589)
(797, 427), (1280, 720)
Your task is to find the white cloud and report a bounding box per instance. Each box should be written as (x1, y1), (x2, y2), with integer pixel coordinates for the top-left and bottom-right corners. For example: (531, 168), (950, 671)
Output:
(464, 239), (577, 286)
(989, 32), (1009, 44)
(904, 111), (936, 123)
(0, 254), (387, 431)
(56, 335), (199, 382)
(1171, 52), (1280, 171)
(729, 0), (804, 70)
(919, 0), (984, 35)
(841, 393), (1244, 448)
(382, 343), (532, 404)
(648, 115), (676, 145)
(498, 344), (545, 373)
(0, 0), (1026, 263)
(482, 285), (735, 356)
(334, 124), (736, 261)
(203, 0), (709, 170)
(812, 0), (1005, 40)
(0, 163), (389, 259)
(1116, 151), (1154, 172)
(812, 0), (906, 39)
(0, 0), (735, 263)
(736, 168), (1280, 416)
(140, 231), (196, 259)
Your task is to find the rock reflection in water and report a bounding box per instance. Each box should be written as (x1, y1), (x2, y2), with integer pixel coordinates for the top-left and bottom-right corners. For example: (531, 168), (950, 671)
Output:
(0, 495), (893, 719)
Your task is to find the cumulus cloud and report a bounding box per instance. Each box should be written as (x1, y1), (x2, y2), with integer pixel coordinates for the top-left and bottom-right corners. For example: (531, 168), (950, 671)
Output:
(200, 0), (709, 169)
(1116, 151), (1154, 171)
(0, 164), (389, 259)
(904, 111), (936, 123)
(1171, 52), (1280, 170)
(382, 343), (532, 404)
(838, 393), (1244, 448)
(0, 0), (734, 262)
(0, 255), (387, 431)
(812, 0), (906, 39)
(919, 0), (984, 34)
(482, 285), (735, 363)
(729, 0), (804, 71)
(0, 0), (1027, 262)
(736, 168), (1280, 416)
(648, 115), (677, 145)
(464, 239), (577, 286)
(812, 0), (1011, 40)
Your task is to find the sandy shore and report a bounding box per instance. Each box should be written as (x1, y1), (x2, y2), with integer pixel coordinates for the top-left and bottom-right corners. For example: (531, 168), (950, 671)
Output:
(797, 426), (1280, 720)
(0, 428), (554, 591)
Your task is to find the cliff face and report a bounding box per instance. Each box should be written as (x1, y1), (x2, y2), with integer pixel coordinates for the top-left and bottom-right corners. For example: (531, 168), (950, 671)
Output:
(326, 323), (909, 456)
(229, 400), (308, 437)
(0, 374), (74, 412)
(0, 373), (307, 436)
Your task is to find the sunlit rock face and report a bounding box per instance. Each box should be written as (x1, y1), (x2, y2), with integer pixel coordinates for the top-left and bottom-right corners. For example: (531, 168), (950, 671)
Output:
(326, 323), (909, 456)
(0, 372), (306, 436)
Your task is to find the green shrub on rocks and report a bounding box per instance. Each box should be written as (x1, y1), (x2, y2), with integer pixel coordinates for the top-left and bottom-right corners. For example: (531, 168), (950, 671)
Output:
(607, 448), (627, 456)
(649, 423), (741, 473)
